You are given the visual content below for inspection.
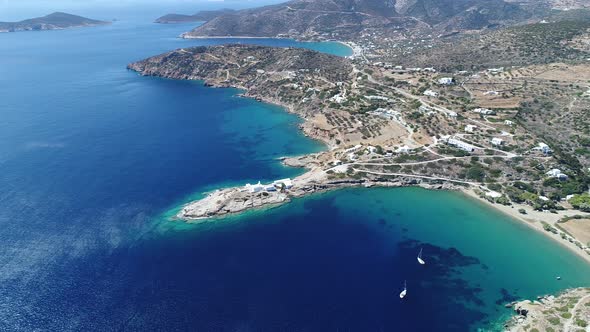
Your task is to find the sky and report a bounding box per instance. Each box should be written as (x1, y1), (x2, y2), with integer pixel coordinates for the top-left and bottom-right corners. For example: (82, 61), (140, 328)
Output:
(0, 0), (283, 21)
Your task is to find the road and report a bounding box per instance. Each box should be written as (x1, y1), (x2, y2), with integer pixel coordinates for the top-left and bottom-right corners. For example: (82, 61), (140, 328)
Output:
(563, 293), (590, 332)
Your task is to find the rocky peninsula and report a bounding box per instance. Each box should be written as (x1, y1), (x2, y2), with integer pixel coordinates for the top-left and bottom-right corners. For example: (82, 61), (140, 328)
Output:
(505, 288), (590, 331)
(128, 44), (590, 266)
(0, 12), (109, 33)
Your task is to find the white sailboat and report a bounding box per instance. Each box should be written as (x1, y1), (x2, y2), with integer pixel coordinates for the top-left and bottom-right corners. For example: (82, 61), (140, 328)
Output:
(417, 248), (425, 265)
(399, 280), (407, 299)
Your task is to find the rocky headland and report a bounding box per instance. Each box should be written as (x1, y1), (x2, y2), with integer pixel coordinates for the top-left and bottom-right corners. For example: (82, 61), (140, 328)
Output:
(505, 288), (590, 331)
(0, 12), (109, 33)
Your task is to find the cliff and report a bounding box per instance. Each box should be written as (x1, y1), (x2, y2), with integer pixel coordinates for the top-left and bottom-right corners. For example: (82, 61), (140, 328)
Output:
(0, 12), (109, 33)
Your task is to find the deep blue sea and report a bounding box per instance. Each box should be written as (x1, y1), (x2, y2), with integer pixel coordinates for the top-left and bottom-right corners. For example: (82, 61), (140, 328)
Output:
(1, 13), (589, 332)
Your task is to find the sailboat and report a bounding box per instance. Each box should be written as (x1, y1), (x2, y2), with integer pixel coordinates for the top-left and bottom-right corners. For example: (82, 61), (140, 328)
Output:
(417, 248), (426, 265)
(399, 280), (407, 299)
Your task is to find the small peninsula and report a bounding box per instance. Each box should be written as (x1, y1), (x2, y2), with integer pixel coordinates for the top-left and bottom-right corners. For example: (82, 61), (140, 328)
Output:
(129, 41), (590, 265)
(155, 9), (235, 24)
(0, 12), (109, 33)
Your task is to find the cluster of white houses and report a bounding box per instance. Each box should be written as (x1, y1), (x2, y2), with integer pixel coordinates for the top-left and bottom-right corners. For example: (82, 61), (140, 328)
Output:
(244, 178), (294, 193)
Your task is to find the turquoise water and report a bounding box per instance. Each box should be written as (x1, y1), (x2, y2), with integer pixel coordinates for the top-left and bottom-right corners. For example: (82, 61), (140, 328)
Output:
(0, 10), (588, 332)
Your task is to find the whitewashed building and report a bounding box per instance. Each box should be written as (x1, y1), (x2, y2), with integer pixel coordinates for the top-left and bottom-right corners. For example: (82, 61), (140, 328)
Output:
(273, 178), (294, 189)
(546, 169), (568, 180)
(465, 125), (478, 133)
(447, 138), (476, 152)
(535, 142), (553, 155)
(473, 108), (496, 115)
(245, 181), (265, 193)
(438, 77), (454, 85)
(491, 138), (504, 146)
(423, 90), (439, 97)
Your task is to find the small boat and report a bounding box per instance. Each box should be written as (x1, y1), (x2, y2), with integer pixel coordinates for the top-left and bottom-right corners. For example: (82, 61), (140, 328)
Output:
(417, 248), (425, 265)
(556, 276), (561, 280)
(399, 280), (407, 299)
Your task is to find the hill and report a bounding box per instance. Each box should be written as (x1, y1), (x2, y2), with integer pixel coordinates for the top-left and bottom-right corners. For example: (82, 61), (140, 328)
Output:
(181, 0), (532, 40)
(382, 13), (590, 70)
(155, 9), (236, 24)
(0, 12), (109, 33)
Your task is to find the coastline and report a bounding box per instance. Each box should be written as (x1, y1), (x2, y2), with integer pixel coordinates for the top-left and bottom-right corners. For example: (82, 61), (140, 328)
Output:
(460, 188), (590, 265)
(179, 77), (590, 266)
(180, 34), (355, 56)
(128, 44), (590, 267)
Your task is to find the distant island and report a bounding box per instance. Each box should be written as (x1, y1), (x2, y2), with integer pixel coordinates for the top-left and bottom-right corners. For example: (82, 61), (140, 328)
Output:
(0, 12), (109, 33)
(155, 9), (235, 24)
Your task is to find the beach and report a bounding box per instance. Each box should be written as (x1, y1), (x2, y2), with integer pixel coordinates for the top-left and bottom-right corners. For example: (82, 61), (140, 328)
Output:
(461, 188), (590, 265)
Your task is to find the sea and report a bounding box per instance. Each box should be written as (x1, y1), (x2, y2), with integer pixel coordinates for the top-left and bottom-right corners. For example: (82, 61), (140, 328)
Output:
(0, 10), (589, 332)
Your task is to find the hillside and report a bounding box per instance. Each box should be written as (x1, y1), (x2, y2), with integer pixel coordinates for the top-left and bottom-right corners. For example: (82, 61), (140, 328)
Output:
(181, 0), (531, 40)
(382, 16), (590, 71)
(0, 12), (108, 33)
(128, 44), (352, 84)
(155, 9), (235, 24)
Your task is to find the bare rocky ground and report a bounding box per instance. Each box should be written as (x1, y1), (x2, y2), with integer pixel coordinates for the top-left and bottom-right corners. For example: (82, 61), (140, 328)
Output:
(506, 288), (590, 332)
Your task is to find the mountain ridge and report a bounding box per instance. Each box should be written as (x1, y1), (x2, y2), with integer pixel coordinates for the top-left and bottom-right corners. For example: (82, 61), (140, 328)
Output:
(181, 0), (532, 40)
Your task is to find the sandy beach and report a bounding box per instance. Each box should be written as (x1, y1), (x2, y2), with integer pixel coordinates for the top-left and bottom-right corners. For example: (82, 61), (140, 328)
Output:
(461, 188), (590, 265)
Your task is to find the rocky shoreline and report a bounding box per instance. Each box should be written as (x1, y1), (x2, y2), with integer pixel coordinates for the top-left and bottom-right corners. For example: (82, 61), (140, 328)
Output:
(178, 163), (459, 221)
(504, 288), (590, 331)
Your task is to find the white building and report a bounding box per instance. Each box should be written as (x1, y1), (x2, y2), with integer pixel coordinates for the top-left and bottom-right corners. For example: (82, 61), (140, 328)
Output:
(330, 93), (347, 104)
(504, 120), (514, 126)
(397, 146), (411, 153)
(491, 138), (504, 146)
(546, 169), (568, 180)
(465, 125), (478, 133)
(245, 181), (265, 193)
(447, 111), (458, 118)
(438, 77), (454, 85)
(473, 108), (495, 115)
(535, 142), (553, 155)
(488, 67), (504, 74)
(423, 90), (439, 97)
(447, 137), (476, 152)
(273, 178), (293, 189)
